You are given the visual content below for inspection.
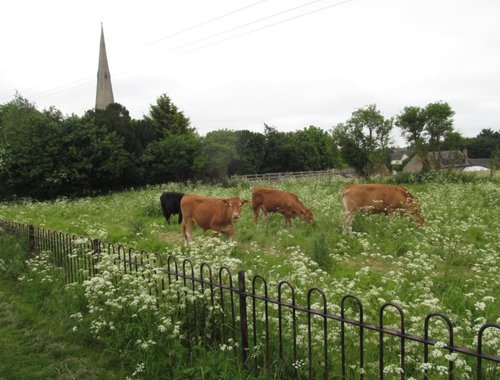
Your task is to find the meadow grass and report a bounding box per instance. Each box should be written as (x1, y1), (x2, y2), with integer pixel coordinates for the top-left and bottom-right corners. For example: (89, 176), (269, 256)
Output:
(0, 234), (273, 380)
(0, 176), (499, 378)
(0, 234), (128, 379)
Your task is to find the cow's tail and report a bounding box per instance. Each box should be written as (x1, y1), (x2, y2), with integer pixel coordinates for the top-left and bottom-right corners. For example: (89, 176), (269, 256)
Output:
(342, 184), (354, 196)
(251, 191), (261, 211)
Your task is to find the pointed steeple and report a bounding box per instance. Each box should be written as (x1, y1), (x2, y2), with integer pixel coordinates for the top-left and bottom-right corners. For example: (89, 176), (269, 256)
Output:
(95, 23), (114, 110)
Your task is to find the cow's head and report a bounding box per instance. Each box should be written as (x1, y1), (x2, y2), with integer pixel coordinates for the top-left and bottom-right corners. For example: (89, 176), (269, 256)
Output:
(223, 197), (249, 221)
(301, 208), (314, 224)
(405, 196), (425, 227)
(411, 206), (425, 227)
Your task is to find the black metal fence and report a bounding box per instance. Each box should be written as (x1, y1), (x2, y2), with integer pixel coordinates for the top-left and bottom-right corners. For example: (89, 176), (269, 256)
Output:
(0, 219), (498, 379)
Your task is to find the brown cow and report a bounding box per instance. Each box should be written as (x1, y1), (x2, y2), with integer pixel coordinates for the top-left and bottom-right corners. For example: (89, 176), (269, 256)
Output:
(252, 187), (313, 227)
(180, 195), (248, 244)
(341, 183), (425, 234)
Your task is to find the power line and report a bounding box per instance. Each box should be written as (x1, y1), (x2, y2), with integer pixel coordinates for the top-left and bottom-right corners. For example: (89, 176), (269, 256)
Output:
(133, 0), (269, 50)
(7, 0), (353, 103)
(2, 0), (270, 103)
(28, 76), (94, 101)
(158, 0), (332, 55)
(170, 0), (353, 57)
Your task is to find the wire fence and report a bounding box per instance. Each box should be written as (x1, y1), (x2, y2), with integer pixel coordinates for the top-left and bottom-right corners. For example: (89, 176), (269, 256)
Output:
(0, 219), (498, 379)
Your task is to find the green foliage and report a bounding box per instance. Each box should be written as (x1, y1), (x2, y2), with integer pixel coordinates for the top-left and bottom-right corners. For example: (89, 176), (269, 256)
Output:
(0, 234), (27, 281)
(261, 124), (295, 172)
(388, 169), (494, 184)
(0, 177), (499, 378)
(441, 130), (464, 151)
(292, 125), (341, 171)
(261, 124), (341, 173)
(0, 96), (63, 198)
(0, 235), (127, 379)
(141, 133), (201, 184)
(310, 233), (332, 271)
(60, 116), (131, 194)
(145, 93), (194, 137)
(230, 130), (266, 175)
(1, 92), (496, 202)
(424, 101), (455, 149)
(195, 130), (239, 180)
(86, 103), (139, 154)
(333, 104), (392, 178)
(396, 101), (456, 171)
(464, 128), (500, 158)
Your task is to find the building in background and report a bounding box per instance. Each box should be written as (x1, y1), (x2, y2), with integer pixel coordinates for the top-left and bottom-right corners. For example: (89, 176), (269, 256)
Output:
(403, 150), (469, 172)
(95, 23), (114, 110)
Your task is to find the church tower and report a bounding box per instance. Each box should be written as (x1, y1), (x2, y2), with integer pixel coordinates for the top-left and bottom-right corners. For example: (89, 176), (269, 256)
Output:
(95, 23), (114, 110)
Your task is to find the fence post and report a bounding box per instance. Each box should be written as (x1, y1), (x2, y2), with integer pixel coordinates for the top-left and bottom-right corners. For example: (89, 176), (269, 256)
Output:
(238, 271), (249, 365)
(28, 224), (35, 257)
(91, 239), (100, 276)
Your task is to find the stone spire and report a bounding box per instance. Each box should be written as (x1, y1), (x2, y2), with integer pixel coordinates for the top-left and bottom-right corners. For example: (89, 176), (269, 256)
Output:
(95, 23), (114, 110)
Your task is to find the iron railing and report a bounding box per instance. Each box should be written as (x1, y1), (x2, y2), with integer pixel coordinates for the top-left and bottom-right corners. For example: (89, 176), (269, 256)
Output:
(0, 219), (498, 379)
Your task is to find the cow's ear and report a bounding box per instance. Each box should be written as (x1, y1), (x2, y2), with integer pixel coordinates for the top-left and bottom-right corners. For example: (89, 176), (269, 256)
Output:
(241, 199), (249, 205)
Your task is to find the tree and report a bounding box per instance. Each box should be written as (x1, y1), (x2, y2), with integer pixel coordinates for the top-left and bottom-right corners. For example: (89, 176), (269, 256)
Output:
(262, 125), (295, 173)
(145, 94), (194, 138)
(292, 126), (341, 171)
(140, 134), (201, 184)
(229, 130), (265, 175)
(59, 116), (130, 194)
(396, 101), (455, 170)
(424, 101), (455, 151)
(333, 105), (393, 178)
(395, 105), (429, 170)
(442, 131), (464, 151)
(195, 130), (238, 180)
(0, 96), (62, 198)
(83, 103), (140, 156)
(465, 128), (500, 158)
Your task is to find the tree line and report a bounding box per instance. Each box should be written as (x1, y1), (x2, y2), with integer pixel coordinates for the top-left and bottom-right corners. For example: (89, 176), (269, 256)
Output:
(0, 94), (498, 200)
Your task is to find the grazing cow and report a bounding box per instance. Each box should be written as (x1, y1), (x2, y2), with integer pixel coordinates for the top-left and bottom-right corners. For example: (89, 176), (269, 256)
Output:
(160, 192), (184, 224)
(252, 187), (313, 227)
(180, 195), (249, 244)
(341, 184), (425, 234)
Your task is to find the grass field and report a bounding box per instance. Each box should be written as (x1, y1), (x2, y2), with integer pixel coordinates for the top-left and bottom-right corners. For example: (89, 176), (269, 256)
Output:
(0, 175), (499, 378)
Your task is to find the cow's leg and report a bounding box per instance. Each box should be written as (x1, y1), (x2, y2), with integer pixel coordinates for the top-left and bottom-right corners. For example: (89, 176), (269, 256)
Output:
(225, 225), (235, 241)
(182, 222), (187, 243)
(284, 215), (292, 227)
(342, 211), (354, 234)
(342, 196), (356, 234)
(253, 205), (260, 224)
(213, 224), (234, 241)
(165, 213), (171, 224)
(261, 208), (268, 224)
(178, 213), (182, 224)
(183, 218), (193, 244)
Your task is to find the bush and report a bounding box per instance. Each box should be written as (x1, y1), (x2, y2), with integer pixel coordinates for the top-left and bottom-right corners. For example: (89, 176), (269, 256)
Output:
(388, 170), (496, 184)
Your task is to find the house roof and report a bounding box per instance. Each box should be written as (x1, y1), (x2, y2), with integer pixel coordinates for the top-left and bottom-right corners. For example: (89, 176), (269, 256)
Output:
(391, 148), (409, 161)
(427, 150), (468, 166)
(468, 158), (492, 169)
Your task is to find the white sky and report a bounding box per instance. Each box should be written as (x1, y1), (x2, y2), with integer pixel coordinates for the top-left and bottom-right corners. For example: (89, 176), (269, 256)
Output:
(1, 0), (499, 146)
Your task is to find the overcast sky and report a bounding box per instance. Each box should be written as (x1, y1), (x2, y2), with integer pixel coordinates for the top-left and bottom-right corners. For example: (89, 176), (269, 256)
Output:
(1, 0), (499, 146)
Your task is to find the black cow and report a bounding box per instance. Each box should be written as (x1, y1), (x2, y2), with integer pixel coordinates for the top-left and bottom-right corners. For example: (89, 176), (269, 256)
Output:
(160, 192), (184, 224)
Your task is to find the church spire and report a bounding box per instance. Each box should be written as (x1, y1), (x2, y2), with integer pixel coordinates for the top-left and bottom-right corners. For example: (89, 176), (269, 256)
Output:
(95, 23), (114, 110)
